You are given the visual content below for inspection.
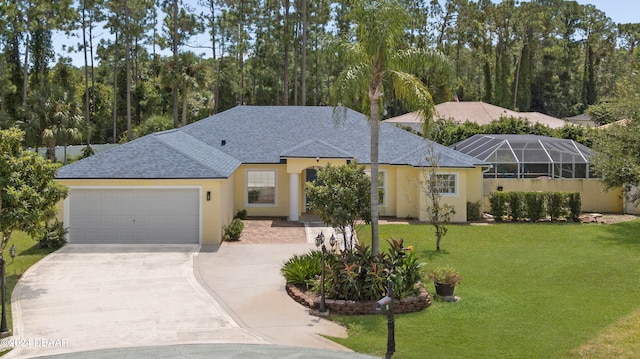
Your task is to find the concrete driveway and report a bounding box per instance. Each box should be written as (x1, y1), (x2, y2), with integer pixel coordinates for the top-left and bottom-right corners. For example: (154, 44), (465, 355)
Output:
(6, 245), (266, 358)
(194, 243), (349, 350)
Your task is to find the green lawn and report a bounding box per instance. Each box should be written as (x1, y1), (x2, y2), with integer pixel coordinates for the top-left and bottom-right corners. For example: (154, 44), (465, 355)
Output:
(331, 221), (640, 359)
(1, 232), (56, 333)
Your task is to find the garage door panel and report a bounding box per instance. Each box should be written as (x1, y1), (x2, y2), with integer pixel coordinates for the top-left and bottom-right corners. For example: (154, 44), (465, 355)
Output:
(69, 188), (200, 244)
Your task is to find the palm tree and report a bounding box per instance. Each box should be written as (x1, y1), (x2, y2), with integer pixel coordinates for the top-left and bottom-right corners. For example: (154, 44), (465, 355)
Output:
(22, 86), (84, 162)
(332, 0), (452, 254)
(160, 52), (208, 127)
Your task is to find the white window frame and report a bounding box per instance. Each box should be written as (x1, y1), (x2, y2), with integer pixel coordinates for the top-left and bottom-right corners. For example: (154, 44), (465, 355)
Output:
(245, 169), (277, 207)
(365, 169), (387, 207)
(433, 172), (458, 197)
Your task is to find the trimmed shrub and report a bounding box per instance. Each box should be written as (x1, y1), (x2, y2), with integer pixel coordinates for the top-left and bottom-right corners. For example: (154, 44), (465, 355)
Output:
(490, 192), (509, 221)
(222, 218), (244, 241)
(525, 192), (546, 222)
(546, 192), (565, 221)
(567, 192), (582, 222)
(507, 192), (525, 222)
(466, 201), (482, 221)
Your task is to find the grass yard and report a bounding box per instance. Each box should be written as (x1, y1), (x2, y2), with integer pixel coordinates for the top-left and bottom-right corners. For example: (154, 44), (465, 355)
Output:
(1, 232), (56, 332)
(330, 220), (640, 359)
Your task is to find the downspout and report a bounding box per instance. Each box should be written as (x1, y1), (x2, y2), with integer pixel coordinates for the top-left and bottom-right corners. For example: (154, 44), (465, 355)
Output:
(480, 164), (493, 218)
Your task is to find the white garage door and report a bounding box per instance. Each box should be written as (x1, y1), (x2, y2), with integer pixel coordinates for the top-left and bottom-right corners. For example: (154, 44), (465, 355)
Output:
(68, 188), (200, 244)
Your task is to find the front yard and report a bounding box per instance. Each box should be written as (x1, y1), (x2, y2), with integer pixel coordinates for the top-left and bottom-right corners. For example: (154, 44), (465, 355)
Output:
(331, 220), (640, 358)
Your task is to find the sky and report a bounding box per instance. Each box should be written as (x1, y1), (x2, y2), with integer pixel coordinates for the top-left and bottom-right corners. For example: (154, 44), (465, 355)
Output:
(53, 0), (639, 67)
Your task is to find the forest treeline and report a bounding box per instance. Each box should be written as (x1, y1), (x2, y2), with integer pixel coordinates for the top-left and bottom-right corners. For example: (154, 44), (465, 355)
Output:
(0, 0), (638, 153)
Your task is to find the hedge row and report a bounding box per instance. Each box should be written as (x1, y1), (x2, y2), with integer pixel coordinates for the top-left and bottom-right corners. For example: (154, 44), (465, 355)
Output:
(489, 191), (581, 222)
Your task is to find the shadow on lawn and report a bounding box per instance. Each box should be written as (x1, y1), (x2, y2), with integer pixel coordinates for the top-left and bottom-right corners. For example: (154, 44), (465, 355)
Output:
(595, 220), (640, 250)
(422, 249), (451, 261)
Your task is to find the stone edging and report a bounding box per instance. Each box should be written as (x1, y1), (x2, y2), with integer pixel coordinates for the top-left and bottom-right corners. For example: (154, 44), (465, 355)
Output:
(286, 282), (432, 316)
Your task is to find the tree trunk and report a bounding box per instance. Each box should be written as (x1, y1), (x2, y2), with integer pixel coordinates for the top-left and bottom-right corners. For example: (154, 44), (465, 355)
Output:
(112, 33), (119, 144)
(368, 83), (381, 255)
(301, 0), (307, 106)
(125, 0), (132, 142)
(82, 3), (91, 144)
(89, 15), (96, 134)
(282, 0), (290, 105)
(22, 33), (30, 107)
(181, 89), (188, 126)
(172, 0), (179, 127)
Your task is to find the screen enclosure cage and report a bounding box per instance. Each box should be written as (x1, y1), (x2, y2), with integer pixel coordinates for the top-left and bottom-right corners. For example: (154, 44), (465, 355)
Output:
(451, 134), (594, 179)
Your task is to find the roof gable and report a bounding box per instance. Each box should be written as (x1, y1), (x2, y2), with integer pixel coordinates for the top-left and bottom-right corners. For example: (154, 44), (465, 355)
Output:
(280, 138), (353, 159)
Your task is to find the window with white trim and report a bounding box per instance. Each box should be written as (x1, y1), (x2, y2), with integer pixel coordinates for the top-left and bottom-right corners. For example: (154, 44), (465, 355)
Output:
(246, 170), (276, 205)
(434, 173), (457, 195)
(365, 170), (386, 206)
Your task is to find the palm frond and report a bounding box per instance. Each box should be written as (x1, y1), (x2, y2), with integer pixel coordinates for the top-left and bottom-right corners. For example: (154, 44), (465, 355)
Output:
(332, 63), (372, 115)
(388, 70), (435, 134)
(391, 48), (454, 83)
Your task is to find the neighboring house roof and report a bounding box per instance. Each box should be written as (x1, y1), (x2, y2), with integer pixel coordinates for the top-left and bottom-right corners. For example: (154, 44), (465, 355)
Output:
(565, 113), (596, 127)
(57, 106), (487, 179)
(383, 101), (569, 130)
(598, 119), (630, 129)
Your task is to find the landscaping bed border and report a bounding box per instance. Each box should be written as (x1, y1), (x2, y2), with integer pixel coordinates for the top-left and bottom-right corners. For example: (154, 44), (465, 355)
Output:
(286, 282), (432, 315)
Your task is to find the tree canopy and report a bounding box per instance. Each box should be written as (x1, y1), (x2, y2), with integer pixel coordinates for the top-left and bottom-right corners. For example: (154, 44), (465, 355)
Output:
(306, 162), (371, 251)
(0, 0), (634, 151)
(0, 128), (68, 250)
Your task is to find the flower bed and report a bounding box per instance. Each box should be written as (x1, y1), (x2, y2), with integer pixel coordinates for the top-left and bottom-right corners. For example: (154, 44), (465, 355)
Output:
(286, 282), (432, 316)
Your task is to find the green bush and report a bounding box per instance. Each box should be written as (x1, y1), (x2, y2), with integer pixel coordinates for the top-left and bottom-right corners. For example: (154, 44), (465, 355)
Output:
(546, 192), (565, 221)
(222, 218), (244, 241)
(325, 239), (423, 301)
(281, 251), (322, 289)
(40, 220), (68, 249)
(507, 192), (525, 221)
(490, 192), (508, 221)
(234, 209), (247, 220)
(281, 239), (424, 301)
(566, 192), (581, 222)
(524, 192), (546, 221)
(466, 201), (481, 221)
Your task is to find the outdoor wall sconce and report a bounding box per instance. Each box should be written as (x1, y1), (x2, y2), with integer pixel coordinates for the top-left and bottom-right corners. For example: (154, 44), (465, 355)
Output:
(497, 185), (503, 191)
(316, 157), (320, 162)
(206, 191), (211, 201)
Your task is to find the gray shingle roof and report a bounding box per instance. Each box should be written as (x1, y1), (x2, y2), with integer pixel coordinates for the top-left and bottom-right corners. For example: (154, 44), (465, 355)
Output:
(57, 106), (487, 179)
(280, 138), (354, 158)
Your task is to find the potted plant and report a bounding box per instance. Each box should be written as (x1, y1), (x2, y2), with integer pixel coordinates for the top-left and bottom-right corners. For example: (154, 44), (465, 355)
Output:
(428, 266), (461, 298)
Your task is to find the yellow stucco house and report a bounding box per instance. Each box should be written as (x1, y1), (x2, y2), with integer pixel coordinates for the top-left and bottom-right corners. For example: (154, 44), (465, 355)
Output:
(56, 106), (489, 245)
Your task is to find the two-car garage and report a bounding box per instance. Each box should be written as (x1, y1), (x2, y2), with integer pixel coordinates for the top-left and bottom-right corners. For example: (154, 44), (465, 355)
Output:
(65, 188), (201, 244)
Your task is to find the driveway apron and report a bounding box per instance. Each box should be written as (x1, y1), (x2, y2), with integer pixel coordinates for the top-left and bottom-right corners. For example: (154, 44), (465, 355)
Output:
(194, 242), (349, 351)
(7, 245), (265, 359)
